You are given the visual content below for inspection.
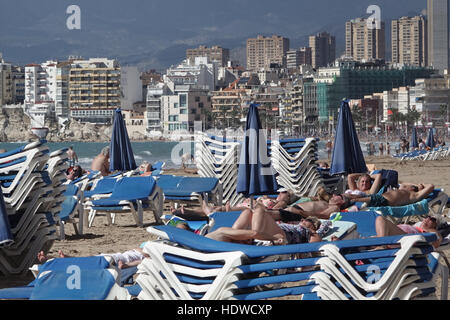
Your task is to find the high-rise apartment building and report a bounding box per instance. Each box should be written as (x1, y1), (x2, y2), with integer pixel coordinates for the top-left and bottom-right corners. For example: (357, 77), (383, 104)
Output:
(427, 0), (449, 73)
(0, 57), (13, 106)
(346, 18), (386, 62)
(392, 16), (427, 67)
(24, 61), (60, 127)
(11, 66), (25, 104)
(246, 35), (290, 71)
(286, 47), (312, 69)
(309, 32), (336, 68)
(186, 45), (230, 67)
(69, 58), (121, 123)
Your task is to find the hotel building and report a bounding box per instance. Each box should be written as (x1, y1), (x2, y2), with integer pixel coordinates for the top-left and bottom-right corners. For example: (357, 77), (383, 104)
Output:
(391, 16), (427, 67)
(246, 35), (290, 71)
(68, 58), (121, 123)
(309, 32), (336, 68)
(345, 18), (386, 62)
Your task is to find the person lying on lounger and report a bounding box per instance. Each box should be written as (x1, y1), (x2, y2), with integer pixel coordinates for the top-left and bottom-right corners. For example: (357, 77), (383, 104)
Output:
(263, 193), (351, 220)
(192, 207), (328, 245)
(346, 172), (382, 197)
(348, 183), (435, 207)
(375, 215), (442, 249)
(37, 244), (150, 270)
(171, 190), (297, 220)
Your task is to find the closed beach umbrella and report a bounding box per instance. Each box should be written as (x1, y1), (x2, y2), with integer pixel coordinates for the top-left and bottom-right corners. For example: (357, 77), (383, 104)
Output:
(109, 108), (137, 172)
(425, 128), (435, 149)
(236, 104), (278, 198)
(330, 100), (367, 175)
(410, 127), (418, 149)
(0, 191), (13, 247)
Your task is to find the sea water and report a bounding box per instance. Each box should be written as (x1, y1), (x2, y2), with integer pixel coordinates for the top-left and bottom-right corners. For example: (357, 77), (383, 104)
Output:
(0, 140), (399, 170)
(0, 141), (192, 170)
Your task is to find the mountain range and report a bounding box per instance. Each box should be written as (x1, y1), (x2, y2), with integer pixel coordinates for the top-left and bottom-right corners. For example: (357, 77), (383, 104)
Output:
(0, 0), (429, 71)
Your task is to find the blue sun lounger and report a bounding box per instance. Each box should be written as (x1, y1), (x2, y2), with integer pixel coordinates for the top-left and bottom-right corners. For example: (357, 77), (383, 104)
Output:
(138, 225), (441, 300)
(85, 176), (164, 227)
(0, 256), (131, 300)
(155, 175), (223, 206)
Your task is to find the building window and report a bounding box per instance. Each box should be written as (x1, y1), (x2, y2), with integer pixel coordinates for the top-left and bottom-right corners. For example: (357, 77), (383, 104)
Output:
(180, 94), (187, 108)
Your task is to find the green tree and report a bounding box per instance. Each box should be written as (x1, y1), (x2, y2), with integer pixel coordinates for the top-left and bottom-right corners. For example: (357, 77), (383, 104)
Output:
(439, 104), (449, 122)
(405, 108), (421, 128)
(351, 105), (363, 131)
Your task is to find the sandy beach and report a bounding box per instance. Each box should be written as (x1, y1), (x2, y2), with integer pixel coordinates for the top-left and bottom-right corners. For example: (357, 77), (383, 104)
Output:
(0, 158), (449, 297)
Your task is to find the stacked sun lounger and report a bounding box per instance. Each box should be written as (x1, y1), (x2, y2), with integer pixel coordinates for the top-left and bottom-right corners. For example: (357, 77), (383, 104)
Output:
(136, 225), (445, 300)
(269, 138), (324, 197)
(0, 141), (69, 275)
(394, 147), (449, 161)
(195, 133), (242, 206)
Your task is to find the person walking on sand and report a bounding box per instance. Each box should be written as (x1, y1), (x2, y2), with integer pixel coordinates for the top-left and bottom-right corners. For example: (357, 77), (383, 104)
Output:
(378, 142), (384, 156)
(326, 140), (332, 159)
(67, 146), (78, 167)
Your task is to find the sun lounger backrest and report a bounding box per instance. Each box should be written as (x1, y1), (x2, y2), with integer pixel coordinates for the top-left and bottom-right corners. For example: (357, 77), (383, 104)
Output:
(37, 256), (111, 273)
(30, 269), (116, 300)
(110, 176), (156, 200)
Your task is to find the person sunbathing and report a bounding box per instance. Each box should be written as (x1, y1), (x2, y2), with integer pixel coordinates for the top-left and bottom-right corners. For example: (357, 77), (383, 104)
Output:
(375, 215), (442, 249)
(170, 190), (296, 220)
(349, 183), (434, 207)
(37, 245), (150, 270)
(202, 207), (325, 245)
(346, 172), (382, 197)
(265, 193), (351, 220)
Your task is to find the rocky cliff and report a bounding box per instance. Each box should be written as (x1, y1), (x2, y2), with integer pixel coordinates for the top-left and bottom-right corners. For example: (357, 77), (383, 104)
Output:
(0, 108), (34, 142)
(0, 108), (152, 142)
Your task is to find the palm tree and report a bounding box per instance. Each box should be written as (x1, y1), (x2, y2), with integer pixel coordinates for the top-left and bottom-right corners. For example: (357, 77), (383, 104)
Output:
(405, 108), (421, 129)
(229, 108), (239, 129)
(439, 104), (449, 123)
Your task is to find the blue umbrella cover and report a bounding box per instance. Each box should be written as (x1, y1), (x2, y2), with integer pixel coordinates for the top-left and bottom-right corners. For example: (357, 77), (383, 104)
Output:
(236, 104), (278, 197)
(426, 128), (436, 149)
(410, 127), (418, 149)
(330, 100), (367, 175)
(109, 109), (137, 172)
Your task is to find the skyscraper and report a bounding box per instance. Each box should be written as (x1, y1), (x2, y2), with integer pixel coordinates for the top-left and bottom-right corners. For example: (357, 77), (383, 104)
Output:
(246, 35), (290, 71)
(346, 18), (386, 62)
(427, 0), (449, 73)
(309, 32), (336, 68)
(392, 16), (427, 66)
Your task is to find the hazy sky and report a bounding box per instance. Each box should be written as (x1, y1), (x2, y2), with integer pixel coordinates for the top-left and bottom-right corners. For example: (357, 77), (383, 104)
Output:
(0, 0), (428, 68)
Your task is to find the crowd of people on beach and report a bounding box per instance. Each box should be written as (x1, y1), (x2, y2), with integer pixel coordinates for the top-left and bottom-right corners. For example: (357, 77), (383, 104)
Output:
(37, 142), (444, 273)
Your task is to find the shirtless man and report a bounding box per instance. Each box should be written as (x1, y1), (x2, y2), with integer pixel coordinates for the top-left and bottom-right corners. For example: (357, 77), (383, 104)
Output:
(67, 146), (78, 167)
(349, 183), (434, 207)
(91, 146), (111, 176)
(267, 194), (350, 220)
